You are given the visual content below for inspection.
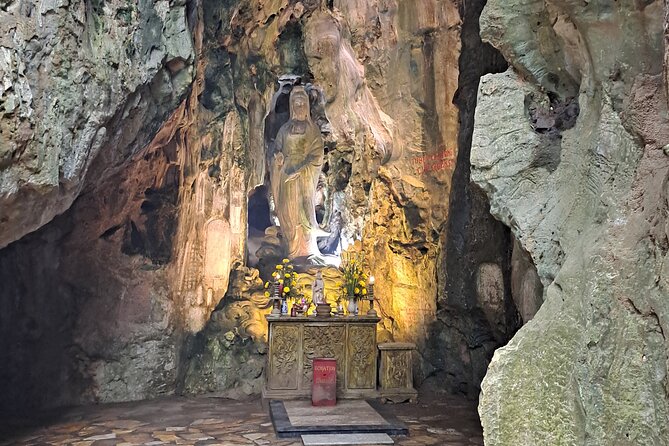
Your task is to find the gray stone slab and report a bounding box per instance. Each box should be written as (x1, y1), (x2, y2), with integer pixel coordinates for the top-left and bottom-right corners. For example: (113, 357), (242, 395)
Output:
(269, 399), (409, 438)
(285, 400), (387, 426)
(301, 433), (394, 445)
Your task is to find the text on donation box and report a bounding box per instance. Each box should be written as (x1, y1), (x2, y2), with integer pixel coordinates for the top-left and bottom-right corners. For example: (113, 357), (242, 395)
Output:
(312, 358), (336, 406)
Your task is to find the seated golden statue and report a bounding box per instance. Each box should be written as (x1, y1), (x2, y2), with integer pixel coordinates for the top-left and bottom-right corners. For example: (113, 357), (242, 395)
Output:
(270, 86), (327, 261)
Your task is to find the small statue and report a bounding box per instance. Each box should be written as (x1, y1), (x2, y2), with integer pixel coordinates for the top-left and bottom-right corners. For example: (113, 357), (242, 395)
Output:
(312, 270), (325, 304)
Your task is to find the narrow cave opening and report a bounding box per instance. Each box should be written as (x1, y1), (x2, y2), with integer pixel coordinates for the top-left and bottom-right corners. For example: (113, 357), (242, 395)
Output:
(246, 185), (273, 266)
(420, 0), (543, 401)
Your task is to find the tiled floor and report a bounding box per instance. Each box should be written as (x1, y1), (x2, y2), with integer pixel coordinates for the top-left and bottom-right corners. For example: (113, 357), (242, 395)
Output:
(0, 393), (484, 445)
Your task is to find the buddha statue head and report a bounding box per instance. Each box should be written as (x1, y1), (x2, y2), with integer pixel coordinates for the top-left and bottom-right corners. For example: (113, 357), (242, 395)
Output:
(289, 86), (310, 122)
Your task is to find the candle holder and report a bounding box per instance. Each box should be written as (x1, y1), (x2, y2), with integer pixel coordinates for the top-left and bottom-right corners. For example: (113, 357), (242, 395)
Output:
(366, 276), (377, 316)
(270, 281), (282, 316)
(336, 300), (345, 316)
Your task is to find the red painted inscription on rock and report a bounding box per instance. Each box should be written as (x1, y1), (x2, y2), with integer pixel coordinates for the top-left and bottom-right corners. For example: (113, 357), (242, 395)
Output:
(411, 147), (455, 174)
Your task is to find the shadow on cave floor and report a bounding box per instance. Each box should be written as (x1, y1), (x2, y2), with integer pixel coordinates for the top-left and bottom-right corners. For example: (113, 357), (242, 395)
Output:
(0, 391), (483, 445)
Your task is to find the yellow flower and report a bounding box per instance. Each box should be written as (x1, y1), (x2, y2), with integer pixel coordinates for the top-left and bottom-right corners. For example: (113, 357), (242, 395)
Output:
(284, 287), (291, 293)
(287, 264), (294, 269)
(354, 287), (360, 294)
(276, 265), (284, 270)
(264, 291), (270, 297)
(272, 272), (278, 278)
(359, 281), (366, 287)
(284, 273), (290, 278)
(283, 258), (290, 263)
(292, 280), (297, 286)
(279, 279), (284, 284)
(362, 288), (367, 295)
(264, 282), (269, 288)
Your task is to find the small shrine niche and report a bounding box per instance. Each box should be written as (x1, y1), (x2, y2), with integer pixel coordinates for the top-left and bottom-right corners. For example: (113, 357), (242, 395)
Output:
(246, 185), (274, 267)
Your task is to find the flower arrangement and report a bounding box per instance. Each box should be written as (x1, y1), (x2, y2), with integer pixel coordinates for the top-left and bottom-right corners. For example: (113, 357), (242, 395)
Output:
(264, 258), (310, 313)
(339, 251), (368, 300)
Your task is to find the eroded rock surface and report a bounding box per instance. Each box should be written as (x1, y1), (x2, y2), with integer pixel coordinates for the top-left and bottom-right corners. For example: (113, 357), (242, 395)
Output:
(0, 132), (185, 410)
(473, 0), (669, 443)
(0, 0), (196, 412)
(182, 266), (268, 398)
(0, 0), (195, 248)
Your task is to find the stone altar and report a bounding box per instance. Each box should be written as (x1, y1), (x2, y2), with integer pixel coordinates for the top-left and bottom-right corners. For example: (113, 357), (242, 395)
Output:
(264, 315), (380, 399)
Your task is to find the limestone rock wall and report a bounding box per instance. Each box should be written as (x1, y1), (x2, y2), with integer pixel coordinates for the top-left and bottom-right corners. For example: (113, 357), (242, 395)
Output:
(0, 0), (195, 249)
(0, 125), (185, 410)
(0, 0), (196, 413)
(472, 0), (669, 443)
(665, 0), (669, 106)
(510, 237), (543, 324)
(335, 0), (462, 379)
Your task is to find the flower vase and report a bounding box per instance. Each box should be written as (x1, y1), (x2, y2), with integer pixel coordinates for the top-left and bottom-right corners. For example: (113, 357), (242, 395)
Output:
(347, 298), (358, 316)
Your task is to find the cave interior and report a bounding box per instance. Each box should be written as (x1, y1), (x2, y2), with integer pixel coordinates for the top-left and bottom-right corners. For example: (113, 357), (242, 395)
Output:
(1, 0), (668, 444)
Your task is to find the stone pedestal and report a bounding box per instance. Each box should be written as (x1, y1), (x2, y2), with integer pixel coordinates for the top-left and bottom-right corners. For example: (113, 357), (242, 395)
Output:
(378, 342), (417, 403)
(264, 315), (380, 399)
(315, 302), (332, 317)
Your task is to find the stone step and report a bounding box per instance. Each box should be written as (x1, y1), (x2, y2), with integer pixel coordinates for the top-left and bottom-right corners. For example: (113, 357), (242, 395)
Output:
(301, 433), (394, 445)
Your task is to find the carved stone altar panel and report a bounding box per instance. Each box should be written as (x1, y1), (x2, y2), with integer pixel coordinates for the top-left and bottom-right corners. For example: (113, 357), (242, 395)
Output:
(302, 324), (346, 391)
(346, 324), (377, 389)
(269, 324), (301, 390)
(378, 342), (417, 403)
(382, 350), (411, 389)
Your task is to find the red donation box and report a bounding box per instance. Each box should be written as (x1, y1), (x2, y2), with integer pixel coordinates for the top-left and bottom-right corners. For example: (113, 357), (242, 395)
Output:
(312, 358), (337, 406)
